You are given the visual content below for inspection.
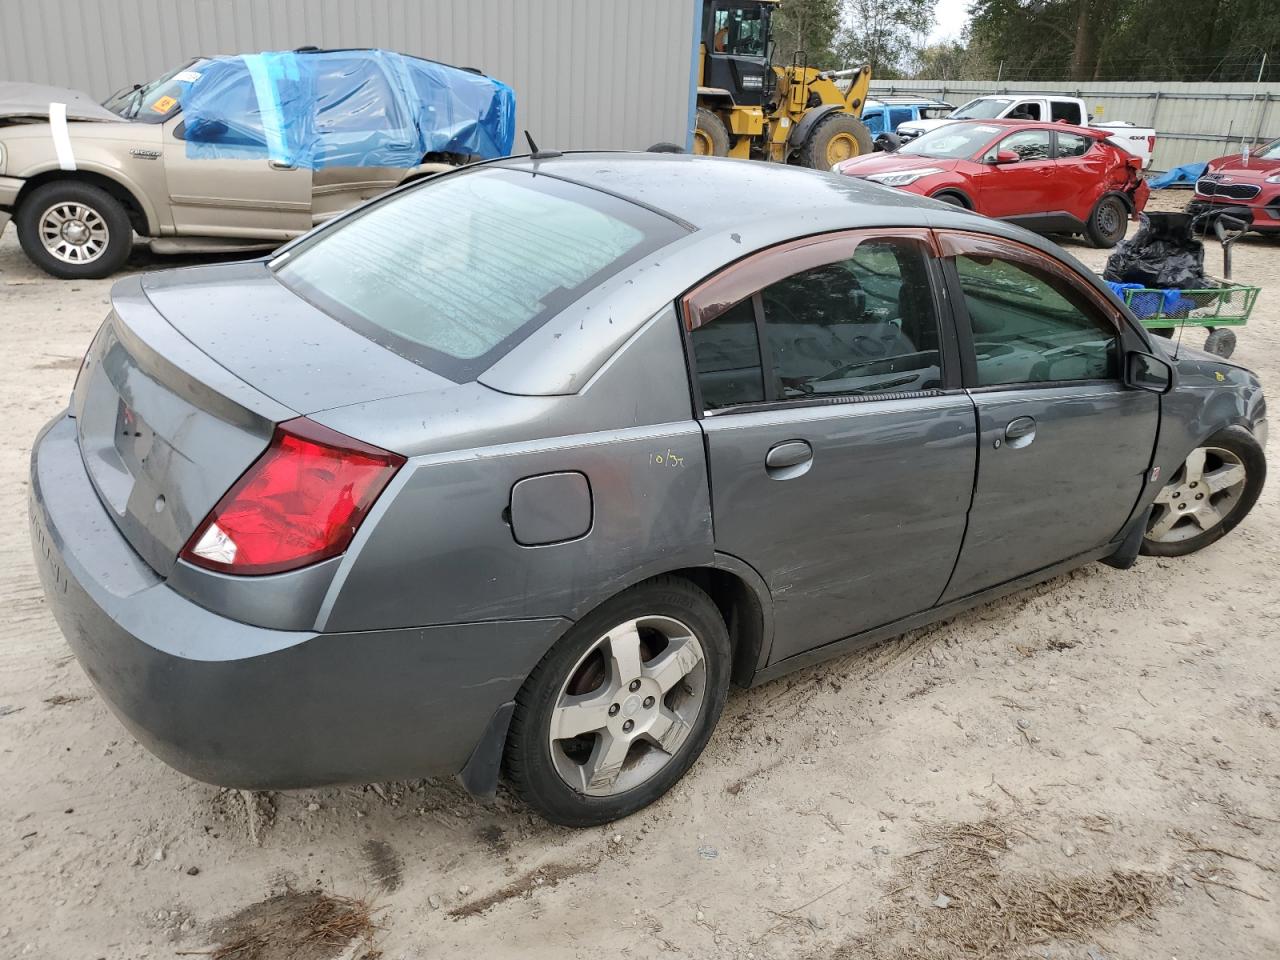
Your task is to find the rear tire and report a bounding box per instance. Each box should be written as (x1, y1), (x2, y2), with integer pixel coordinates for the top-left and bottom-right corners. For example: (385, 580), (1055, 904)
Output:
(1085, 195), (1129, 248)
(504, 576), (731, 827)
(1141, 427), (1265, 557)
(800, 113), (873, 170)
(693, 108), (730, 157)
(16, 180), (132, 279)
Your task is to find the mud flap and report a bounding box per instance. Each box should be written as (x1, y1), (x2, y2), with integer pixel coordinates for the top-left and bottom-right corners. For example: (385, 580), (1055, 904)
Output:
(1100, 505), (1151, 570)
(457, 700), (515, 799)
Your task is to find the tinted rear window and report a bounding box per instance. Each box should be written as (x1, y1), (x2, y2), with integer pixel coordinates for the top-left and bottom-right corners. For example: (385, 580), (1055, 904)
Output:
(274, 168), (686, 380)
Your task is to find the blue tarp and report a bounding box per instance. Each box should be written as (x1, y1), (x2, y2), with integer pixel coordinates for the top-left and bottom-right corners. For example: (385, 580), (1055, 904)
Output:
(1147, 162), (1207, 189)
(179, 49), (515, 168)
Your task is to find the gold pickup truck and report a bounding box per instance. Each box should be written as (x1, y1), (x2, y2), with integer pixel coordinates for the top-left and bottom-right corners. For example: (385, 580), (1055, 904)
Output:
(0, 52), (511, 278)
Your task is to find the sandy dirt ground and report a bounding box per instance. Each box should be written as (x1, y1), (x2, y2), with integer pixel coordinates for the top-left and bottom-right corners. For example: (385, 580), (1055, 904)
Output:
(1, 192), (1278, 960)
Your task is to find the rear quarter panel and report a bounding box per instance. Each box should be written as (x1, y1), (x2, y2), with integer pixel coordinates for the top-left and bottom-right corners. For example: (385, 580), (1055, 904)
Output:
(319, 423), (713, 632)
(315, 305), (716, 633)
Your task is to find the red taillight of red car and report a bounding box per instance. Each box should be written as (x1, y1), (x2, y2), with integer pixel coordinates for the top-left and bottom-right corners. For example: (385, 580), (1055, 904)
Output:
(181, 418), (405, 576)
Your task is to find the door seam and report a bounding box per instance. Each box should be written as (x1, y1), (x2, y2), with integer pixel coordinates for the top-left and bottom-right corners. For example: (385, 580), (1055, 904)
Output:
(934, 389), (981, 606)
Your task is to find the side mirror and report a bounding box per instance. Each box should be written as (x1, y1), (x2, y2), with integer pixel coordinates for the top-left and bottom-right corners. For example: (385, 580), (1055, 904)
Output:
(1125, 350), (1175, 394)
(989, 149), (1019, 164)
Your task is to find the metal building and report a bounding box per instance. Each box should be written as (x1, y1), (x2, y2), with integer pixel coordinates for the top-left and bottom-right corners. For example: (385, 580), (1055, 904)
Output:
(0, 0), (699, 151)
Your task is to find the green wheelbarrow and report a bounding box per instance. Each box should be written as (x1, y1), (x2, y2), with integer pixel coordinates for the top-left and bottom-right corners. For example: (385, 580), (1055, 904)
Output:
(1114, 214), (1259, 359)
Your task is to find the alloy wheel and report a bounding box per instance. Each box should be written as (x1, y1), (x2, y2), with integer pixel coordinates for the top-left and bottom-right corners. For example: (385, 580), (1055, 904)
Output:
(1147, 446), (1249, 543)
(39, 202), (110, 265)
(548, 615), (707, 797)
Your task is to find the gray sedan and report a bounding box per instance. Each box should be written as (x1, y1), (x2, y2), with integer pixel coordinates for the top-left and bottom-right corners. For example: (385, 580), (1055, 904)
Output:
(29, 154), (1267, 826)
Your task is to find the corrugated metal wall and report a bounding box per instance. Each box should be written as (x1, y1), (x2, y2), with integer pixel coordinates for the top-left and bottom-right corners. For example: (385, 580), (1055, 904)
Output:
(0, 0), (697, 151)
(871, 80), (1280, 172)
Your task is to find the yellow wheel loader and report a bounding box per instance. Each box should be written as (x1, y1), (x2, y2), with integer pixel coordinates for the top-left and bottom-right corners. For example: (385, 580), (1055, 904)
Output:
(695, 0), (873, 168)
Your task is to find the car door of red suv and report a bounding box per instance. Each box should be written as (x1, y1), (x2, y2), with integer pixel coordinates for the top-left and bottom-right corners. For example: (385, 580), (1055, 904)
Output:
(1053, 129), (1108, 223)
(972, 128), (1055, 219)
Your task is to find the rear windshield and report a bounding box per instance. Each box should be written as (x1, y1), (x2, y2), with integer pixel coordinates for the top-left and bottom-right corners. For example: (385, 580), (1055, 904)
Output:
(274, 168), (685, 380)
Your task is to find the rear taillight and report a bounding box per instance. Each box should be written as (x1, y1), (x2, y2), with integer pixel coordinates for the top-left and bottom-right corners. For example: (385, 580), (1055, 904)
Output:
(181, 418), (405, 576)
(1148, 135), (1156, 153)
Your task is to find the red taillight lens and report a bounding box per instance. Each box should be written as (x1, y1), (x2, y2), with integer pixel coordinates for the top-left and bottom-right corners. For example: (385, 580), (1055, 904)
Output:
(180, 418), (405, 576)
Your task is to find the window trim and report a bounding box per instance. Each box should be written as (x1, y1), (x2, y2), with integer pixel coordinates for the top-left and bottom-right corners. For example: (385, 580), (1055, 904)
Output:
(992, 127), (1054, 164)
(1051, 129), (1094, 160)
(936, 230), (1148, 391)
(679, 228), (962, 416)
(1011, 99), (1043, 121)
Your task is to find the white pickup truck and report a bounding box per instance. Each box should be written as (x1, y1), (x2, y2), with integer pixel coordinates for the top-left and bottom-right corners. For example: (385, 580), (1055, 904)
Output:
(895, 94), (1156, 168)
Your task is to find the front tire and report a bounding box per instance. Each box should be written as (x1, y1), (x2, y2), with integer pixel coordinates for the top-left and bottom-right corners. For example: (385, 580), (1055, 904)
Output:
(504, 576), (731, 827)
(693, 107), (731, 157)
(1142, 426), (1265, 556)
(800, 113), (874, 170)
(1085, 195), (1129, 248)
(16, 180), (132, 279)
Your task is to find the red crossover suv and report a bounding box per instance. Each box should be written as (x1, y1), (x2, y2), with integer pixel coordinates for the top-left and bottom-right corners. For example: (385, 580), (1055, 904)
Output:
(1187, 139), (1280, 234)
(833, 119), (1150, 247)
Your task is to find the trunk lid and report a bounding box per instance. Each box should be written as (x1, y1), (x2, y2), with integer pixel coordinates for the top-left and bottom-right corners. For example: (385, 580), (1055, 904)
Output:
(138, 262), (450, 414)
(74, 265), (447, 577)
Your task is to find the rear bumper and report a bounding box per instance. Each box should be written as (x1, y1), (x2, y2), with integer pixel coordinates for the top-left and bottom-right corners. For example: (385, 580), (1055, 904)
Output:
(29, 412), (567, 790)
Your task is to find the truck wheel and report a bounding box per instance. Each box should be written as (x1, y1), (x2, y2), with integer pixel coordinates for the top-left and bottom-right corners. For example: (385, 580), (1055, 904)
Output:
(1203, 328), (1237, 358)
(16, 180), (133, 279)
(504, 576), (731, 826)
(693, 108), (730, 157)
(1085, 195), (1128, 248)
(801, 113), (873, 170)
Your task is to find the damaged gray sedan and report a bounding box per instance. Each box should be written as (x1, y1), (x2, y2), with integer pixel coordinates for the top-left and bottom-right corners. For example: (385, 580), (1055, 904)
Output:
(30, 154), (1267, 826)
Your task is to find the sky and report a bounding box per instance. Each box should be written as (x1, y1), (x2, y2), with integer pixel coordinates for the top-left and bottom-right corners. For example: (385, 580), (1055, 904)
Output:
(927, 0), (971, 43)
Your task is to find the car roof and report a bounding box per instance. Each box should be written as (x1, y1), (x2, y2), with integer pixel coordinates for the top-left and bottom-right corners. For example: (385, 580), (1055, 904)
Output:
(469, 151), (1120, 396)
(495, 151), (949, 231)
(941, 118), (1110, 138)
(869, 95), (953, 105)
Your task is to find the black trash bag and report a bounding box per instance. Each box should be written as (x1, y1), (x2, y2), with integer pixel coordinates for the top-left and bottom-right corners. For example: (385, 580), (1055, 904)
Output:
(1103, 212), (1207, 289)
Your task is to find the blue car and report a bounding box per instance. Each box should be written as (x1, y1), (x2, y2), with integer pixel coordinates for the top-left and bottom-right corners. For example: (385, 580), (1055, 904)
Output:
(862, 96), (954, 147)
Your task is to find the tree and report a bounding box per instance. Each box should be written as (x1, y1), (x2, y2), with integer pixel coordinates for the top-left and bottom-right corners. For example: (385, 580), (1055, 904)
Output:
(834, 0), (934, 76)
(772, 0), (842, 68)
(967, 0), (1280, 82)
(914, 36), (998, 80)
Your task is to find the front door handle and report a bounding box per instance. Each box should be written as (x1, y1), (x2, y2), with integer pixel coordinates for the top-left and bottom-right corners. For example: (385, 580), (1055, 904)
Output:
(269, 159), (296, 170)
(765, 439), (813, 479)
(1003, 416), (1037, 447)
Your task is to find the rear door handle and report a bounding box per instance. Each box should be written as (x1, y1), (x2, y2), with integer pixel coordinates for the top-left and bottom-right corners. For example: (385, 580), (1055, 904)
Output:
(269, 159), (296, 170)
(765, 439), (813, 479)
(1003, 416), (1037, 446)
